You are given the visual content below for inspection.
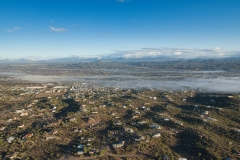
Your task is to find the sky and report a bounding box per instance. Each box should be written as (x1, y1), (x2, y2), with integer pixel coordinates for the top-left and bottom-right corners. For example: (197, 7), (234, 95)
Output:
(0, 0), (240, 59)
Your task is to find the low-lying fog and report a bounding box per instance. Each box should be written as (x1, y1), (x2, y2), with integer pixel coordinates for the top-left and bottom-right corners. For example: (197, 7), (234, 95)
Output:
(1, 71), (240, 93)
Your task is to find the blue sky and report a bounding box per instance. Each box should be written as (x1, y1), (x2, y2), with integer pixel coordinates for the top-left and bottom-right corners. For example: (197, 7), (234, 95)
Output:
(1, 0), (240, 59)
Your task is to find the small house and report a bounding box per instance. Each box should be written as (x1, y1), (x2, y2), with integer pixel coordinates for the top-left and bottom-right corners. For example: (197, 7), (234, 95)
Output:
(7, 136), (15, 143)
(152, 132), (161, 138)
(113, 141), (125, 149)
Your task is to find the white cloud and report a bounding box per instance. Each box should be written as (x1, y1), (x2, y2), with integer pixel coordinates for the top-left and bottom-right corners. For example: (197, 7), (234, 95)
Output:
(49, 26), (66, 32)
(218, 53), (224, 56)
(122, 54), (132, 58)
(149, 52), (161, 56)
(13, 27), (20, 30)
(122, 50), (162, 59)
(4, 26), (21, 32)
(174, 51), (182, 55)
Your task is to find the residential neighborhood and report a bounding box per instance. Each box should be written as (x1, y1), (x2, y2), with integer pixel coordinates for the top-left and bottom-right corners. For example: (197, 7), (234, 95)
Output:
(0, 82), (240, 160)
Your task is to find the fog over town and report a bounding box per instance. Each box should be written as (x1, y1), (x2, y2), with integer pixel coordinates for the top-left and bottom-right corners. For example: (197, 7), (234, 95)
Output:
(1, 69), (240, 93)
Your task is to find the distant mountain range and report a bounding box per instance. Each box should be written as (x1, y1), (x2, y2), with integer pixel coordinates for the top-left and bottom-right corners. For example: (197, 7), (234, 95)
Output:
(1, 51), (240, 63)
(0, 55), (172, 63)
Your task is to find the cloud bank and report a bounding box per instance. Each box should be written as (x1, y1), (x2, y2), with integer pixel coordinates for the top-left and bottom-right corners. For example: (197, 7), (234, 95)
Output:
(115, 47), (240, 59)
